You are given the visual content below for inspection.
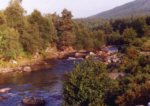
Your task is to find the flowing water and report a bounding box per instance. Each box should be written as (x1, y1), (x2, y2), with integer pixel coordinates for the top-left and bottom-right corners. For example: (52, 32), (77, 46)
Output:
(0, 46), (119, 106)
(0, 59), (82, 106)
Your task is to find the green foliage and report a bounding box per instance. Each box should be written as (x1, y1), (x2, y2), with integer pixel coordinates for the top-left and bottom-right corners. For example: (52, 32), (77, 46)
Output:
(4, 0), (25, 32)
(106, 31), (122, 45)
(63, 57), (115, 106)
(28, 10), (57, 44)
(64, 54), (150, 106)
(116, 74), (150, 106)
(0, 11), (6, 26)
(20, 22), (42, 54)
(73, 23), (105, 50)
(90, 30), (105, 49)
(57, 9), (75, 49)
(73, 23), (90, 50)
(0, 27), (22, 59)
(122, 27), (137, 45)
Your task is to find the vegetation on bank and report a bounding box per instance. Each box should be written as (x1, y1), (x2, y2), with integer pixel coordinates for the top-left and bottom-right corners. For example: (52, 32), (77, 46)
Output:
(0, 0), (106, 66)
(0, 0), (150, 105)
(1, 0), (150, 61)
(63, 5), (150, 106)
(63, 56), (150, 106)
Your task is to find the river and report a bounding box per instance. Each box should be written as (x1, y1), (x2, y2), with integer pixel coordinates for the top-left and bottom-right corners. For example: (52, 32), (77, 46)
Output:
(0, 46), (119, 106)
(0, 59), (82, 106)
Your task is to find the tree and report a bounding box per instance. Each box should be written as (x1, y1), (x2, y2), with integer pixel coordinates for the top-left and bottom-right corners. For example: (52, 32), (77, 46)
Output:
(122, 28), (137, 45)
(131, 18), (147, 37)
(106, 31), (122, 45)
(57, 9), (75, 49)
(99, 21), (113, 34)
(4, 0), (25, 34)
(91, 30), (105, 49)
(63, 57), (115, 106)
(45, 13), (59, 28)
(0, 11), (6, 26)
(0, 28), (22, 59)
(28, 10), (58, 49)
(20, 22), (42, 54)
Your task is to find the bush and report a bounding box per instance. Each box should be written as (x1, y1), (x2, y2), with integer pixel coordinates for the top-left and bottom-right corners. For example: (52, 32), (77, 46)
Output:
(122, 28), (137, 45)
(116, 74), (150, 106)
(63, 57), (115, 106)
(0, 28), (22, 59)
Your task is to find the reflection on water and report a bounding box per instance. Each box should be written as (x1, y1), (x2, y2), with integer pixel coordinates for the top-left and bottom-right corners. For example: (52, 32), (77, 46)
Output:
(0, 59), (81, 106)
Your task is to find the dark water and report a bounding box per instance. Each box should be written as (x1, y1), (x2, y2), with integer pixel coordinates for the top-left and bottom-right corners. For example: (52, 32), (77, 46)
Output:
(0, 59), (81, 106)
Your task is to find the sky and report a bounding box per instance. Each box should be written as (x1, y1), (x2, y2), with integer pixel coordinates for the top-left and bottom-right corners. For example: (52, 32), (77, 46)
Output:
(0, 0), (135, 18)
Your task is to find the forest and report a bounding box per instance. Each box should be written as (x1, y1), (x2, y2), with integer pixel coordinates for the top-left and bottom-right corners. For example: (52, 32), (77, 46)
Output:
(1, 0), (150, 60)
(0, 0), (150, 105)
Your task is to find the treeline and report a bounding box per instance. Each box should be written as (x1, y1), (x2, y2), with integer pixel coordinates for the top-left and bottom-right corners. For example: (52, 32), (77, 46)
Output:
(0, 0), (107, 60)
(1, 0), (150, 60)
(0, 0), (58, 59)
(77, 16), (150, 49)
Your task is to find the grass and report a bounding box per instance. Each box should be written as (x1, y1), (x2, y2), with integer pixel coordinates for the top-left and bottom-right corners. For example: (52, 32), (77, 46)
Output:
(0, 46), (57, 69)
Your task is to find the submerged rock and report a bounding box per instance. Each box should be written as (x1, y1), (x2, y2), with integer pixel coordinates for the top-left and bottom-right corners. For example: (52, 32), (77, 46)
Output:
(23, 66), (32, 72)
(0, 88), (11, 93)
(0, 96), (7, 101)
(75, 52), (86, 58)
(22, 97), (45, 106)
(89, 52), (95, 56)
(67, 57), (76, 60)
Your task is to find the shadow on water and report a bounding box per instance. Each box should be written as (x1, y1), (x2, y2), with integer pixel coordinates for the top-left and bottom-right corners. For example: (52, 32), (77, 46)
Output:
(0, 59), (82, 106)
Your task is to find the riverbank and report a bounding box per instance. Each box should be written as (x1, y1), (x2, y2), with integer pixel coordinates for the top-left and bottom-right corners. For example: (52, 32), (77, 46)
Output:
(0, 46), (77, 74)
(0, 45), (121, 74)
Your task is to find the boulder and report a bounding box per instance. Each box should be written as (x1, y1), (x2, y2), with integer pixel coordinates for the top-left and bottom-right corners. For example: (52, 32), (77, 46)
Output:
(85, 55), (90, 59)
(112, 58), (118, 63)
(67, 57), (76, 60)
(75, 52), (86, 58)
(12, 60), (17, 64)
(23, 66), (32, 72)
(89, 52), (95, 56)
(96, 51), (102, 56)
(107, 59), (111, 64)
(0, 88), (11, 93)
(109, 73), (126, 80)
(0, 68), (14, 73)
(22, 97), (45, 106)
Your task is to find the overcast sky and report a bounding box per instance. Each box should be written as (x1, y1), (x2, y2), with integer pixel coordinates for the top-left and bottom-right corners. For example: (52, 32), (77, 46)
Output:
(0, 0), (135, 18)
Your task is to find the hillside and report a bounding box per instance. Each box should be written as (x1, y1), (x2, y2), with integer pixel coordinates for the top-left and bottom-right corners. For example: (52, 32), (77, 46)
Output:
(90, 0), (150, 18)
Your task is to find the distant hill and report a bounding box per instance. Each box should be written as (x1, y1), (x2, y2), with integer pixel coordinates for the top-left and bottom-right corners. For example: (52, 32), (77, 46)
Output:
(90, 0), (150, 18)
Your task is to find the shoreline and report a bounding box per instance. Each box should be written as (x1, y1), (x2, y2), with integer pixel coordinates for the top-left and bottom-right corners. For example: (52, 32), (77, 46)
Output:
(0, 47), (77, 74)
(0, 45), (120, 74)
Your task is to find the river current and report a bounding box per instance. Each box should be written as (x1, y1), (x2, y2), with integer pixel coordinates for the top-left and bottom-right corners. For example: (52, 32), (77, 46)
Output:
(0, 59), (81, 106)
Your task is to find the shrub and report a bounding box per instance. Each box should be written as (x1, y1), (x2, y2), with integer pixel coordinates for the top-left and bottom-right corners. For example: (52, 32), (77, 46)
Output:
(0, 28), (22, 59)
(63, 57), (115, 106)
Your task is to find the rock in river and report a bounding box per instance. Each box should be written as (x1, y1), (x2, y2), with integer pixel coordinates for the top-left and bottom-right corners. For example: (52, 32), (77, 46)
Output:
(0, 88), (11, 93)
(23, 66), (32, 72)
(0, 96), (7, 101)
(67, 57), (76, 60)
(75, 52), (86, 58)
(22, 97), (45, 106)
